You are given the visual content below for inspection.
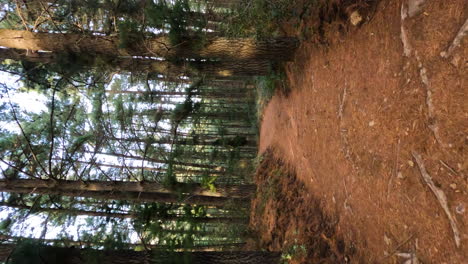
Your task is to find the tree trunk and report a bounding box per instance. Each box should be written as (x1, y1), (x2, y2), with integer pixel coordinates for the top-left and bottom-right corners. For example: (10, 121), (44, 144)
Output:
(66, 158), (225, 176)
(0, 179), (254, 198)
(0, 29), (297, 61)
(0, 202), (135, 218)
(199, 0), (243, 9)
(0, 48), (269, 77)
(0, 235), (245, 251)
(86, 150), (219, 169)
(0, 243), (281, 264)
(0, 201), (248, 223)
(0, 182), (250, 207)
(0, 243), (13, 261)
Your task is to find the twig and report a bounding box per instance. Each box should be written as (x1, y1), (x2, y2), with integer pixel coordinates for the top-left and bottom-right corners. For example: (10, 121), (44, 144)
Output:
(400, 4), (412, 57)
(338, 85), (347, 120)
(441, 17), (468, 58)
(32, 0), (58, 30)
(439, 160), (458, 176)
(5, 88), (49, 178)
(412, 151), (461, 248)
(416, 54), (449, 149)
(37, 0), (64, 34)
(382, 233), (416, 260)
(14, 0), (29, 30)
(0, 157), (40, 180)
(48, 86), (57, 178)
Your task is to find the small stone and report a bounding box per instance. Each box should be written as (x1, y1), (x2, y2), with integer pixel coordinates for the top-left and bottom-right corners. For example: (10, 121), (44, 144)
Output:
(369, 121), (376, 127)
(397, 172), (405, 179)
(456, 203), (465, 214)
(350, 11), (363, 26)
(384, 235), (391, 245)
(408, 160), (414, 167)
(450, 55), (461, 67)
(450, 183), (457, 190)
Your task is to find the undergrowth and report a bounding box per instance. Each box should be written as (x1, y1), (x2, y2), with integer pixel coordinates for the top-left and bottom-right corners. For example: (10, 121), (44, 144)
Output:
(221, 0), (294, 39)
(255, 70), (288, 120)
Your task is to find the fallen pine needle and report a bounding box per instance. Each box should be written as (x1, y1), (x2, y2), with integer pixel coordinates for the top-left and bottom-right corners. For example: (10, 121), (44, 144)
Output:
(412, 151), (461, 248)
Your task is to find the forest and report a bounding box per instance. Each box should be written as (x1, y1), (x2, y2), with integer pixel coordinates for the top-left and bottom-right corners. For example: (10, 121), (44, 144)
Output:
(0, 0), (297, 263)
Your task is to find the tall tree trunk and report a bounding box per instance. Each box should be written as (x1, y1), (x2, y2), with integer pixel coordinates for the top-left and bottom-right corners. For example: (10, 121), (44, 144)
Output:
(0, 202), (135, 218)
(197, 0), (243, 9)
(0, 201), (247, 223)
(0, 243), (281, 264)
(0, 182), (250, 207)
(65, 158), (225, 176)
(0, 179), (254, 198)
(0, 29), (297, 61)
(0, 47), (269, 77)
(0, 234), (245, 251)
(85, 150), (218, 169)
(0, 243), (14, 261)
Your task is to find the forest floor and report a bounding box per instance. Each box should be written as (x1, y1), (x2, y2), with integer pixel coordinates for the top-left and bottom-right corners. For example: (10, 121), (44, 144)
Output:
(248, 0), (467, 263)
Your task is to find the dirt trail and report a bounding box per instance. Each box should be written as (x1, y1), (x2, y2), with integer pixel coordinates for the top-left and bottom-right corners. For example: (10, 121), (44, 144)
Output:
(256, 0), (467, 263)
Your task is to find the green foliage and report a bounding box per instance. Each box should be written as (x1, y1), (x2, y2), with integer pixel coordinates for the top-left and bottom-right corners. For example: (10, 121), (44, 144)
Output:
(221, 0), (293, 39)
(167, 0), (191, 45)
(117, 20), (143, 49)
(281, 239), (307, 263)
(145, 1), (170, 29)
(255, 70), (287, 118)
(8, 240), (44, 264)
(69, 133), (94, 153)
(0, 0), (263, 255)
(0, 217), (12, 231)
(200, 174), (217, 192)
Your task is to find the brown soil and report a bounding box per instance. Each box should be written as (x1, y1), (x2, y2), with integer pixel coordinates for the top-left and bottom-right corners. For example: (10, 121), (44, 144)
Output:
(250, 0), (468, 263)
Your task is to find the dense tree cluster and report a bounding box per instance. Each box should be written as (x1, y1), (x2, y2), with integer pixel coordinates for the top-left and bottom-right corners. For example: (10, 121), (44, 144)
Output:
(0, 0), (296, 262)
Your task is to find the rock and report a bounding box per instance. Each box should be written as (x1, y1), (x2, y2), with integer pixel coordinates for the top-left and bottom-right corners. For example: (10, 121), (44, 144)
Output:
(350, 11), (363, 26)
(407, 0), (428, 17)
(449, 183), (457, 190)
(369, 120), (375, 127)
(397, 172), (405, 179)
(408, 160), (414, 167)
(384, 234), (391, 245)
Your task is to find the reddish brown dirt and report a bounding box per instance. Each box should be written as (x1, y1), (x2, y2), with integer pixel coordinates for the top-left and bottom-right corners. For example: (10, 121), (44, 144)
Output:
(251, 0), (467, 263)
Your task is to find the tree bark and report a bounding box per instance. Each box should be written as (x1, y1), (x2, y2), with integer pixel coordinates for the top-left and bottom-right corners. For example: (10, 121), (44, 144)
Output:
(85, 150), (220, 170)
(0, 179), (254, 198)
(0, 235), (245, 251)
(0, 201), (248, 224)
(0, 201), (135, 218)
(0, 243), (281, 264)
(0, 48), (270, 77)
(0, 29), (297, 61)
(0, 183), (250, 208)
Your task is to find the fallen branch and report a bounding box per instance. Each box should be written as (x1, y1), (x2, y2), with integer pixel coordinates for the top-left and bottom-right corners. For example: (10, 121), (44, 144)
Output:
(338, 85), (347, 120)
(441, 17), (468, 58)
(400, 4), (412, 57)
(416, 55), (449, 149)
(439, 160), (458, 176)
(412, 151), (461, 248)
(381, 233), (416, 261)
